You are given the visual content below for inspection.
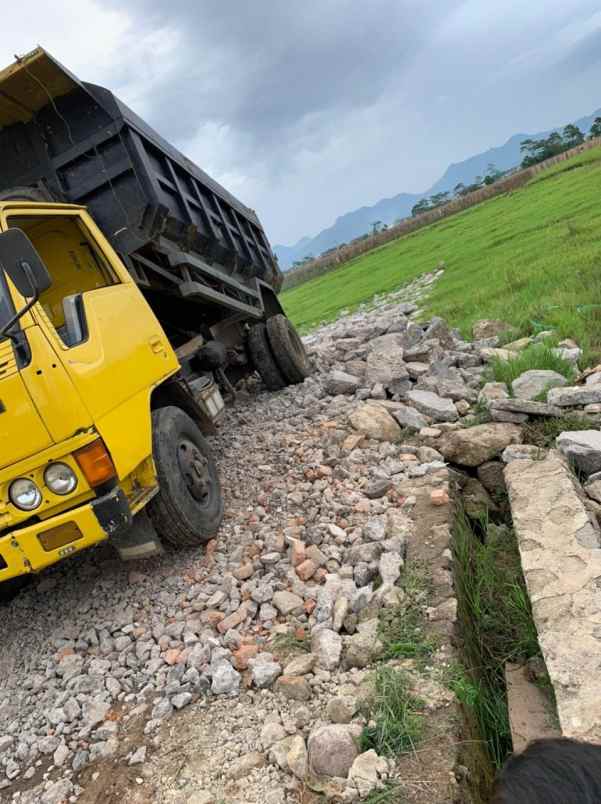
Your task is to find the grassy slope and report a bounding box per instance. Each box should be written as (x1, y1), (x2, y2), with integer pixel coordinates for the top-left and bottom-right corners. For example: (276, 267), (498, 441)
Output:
(281, 147), (601, 363)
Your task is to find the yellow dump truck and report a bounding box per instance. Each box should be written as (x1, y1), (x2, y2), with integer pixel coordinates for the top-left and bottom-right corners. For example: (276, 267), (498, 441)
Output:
(0, 49), (310, 589)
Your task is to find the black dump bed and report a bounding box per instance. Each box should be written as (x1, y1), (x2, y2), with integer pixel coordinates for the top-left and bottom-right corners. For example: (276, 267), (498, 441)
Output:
(0, 49), (282, 336)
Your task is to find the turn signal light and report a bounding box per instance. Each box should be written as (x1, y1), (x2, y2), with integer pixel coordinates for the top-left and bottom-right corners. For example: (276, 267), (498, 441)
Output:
(73, 439), (117, 488)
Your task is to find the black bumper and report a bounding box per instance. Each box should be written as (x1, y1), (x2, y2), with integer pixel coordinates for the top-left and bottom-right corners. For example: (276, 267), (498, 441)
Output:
(91, 487), (132, 537)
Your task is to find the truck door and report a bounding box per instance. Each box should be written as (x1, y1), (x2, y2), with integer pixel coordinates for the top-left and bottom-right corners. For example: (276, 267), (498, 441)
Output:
(4, 211), (178, 466)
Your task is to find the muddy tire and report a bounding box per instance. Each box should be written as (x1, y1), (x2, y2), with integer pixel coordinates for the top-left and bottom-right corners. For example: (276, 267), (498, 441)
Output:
(248, 322), (287, 390)
(147, 406), (223, 547)
(0, 186), (49, 202)
(266, 314), (311, 384)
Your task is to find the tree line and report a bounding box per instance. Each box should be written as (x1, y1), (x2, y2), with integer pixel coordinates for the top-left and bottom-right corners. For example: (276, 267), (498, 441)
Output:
(519, 116), (601, 167)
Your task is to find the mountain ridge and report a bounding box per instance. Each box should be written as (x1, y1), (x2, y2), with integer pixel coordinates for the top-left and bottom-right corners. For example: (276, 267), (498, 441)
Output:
(274, 107), (601, 269)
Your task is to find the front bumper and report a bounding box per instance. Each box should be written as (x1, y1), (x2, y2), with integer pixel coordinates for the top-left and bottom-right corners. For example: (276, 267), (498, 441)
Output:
(0, 488), (132, 583)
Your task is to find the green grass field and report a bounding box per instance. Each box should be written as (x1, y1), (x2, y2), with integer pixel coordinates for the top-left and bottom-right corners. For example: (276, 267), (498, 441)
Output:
(281, 146), (601, 364)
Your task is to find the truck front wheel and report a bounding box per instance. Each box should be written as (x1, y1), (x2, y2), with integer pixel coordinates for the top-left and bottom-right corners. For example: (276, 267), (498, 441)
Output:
(147, 406), (223, 547)
(266, 314), (311, 384)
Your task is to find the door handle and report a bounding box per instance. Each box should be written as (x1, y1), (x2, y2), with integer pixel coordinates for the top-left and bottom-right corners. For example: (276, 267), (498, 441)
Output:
(149, 336), (163, 354)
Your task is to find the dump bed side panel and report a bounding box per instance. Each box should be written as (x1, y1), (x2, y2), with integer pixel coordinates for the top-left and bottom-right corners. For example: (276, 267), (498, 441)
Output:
(0, 49), (282, 316)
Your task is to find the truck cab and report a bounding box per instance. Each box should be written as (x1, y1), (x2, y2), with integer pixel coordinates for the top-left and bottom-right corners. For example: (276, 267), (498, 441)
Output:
(0, 202), (222, 583)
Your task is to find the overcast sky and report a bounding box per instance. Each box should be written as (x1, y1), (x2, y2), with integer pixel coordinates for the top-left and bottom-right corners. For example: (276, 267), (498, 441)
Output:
(2, 2), (601, 245)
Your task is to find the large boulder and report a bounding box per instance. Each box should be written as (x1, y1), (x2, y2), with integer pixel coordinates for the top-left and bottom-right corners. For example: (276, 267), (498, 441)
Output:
(307, 725), (359, 779)
(556, 431), (601, 475)
(405, 390), (459, 423)
(512, 370), (567, 401)
(349, 404), (402, 442)
(440, 423), (523, 467)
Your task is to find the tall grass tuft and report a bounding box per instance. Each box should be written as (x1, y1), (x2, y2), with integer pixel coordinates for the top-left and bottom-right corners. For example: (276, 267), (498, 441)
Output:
(360, 666), (424, 756)
(488, 343), (576, 389)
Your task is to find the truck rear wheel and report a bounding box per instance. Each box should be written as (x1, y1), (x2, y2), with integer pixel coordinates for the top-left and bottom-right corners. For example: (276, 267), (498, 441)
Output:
(266, 314), (311, 384)
(147, 406), (223, 547)
(248, 322), (287, 390)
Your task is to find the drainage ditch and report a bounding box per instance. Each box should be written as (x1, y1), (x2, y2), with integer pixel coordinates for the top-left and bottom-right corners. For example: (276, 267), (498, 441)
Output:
(450, 491), (557, 802)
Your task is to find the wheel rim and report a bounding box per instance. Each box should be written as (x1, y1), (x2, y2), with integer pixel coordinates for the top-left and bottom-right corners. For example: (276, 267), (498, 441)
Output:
(177, 439), (212, 507)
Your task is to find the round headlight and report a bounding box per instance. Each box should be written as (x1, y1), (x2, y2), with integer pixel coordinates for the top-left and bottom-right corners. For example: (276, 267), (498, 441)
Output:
(9, 478), (42, 511)
(44, 462), (77, 495)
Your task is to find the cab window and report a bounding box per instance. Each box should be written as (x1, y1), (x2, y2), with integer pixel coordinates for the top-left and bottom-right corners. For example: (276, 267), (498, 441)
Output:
(7, 214), (117, 346)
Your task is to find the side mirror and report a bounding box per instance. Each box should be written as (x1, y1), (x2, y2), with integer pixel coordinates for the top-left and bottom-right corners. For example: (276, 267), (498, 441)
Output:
(0, 229), (51, 298)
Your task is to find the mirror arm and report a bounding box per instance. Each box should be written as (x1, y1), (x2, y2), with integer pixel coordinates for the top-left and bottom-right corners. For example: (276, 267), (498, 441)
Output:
(0, 289), (39, 340)
(0, 260), (40, 340)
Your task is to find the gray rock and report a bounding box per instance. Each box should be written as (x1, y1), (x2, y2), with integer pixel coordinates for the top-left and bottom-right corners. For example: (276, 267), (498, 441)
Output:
(211, 660), (241, 696)
(405, 390), (459, 423)
(151, 698), (174, 720)
(325, 370), (361, 396)
(250, 659), (282, 688)
(365, 333), (408, 388)
(557, 431), (601, 475)
(41, 780), (74, 804)
(308, 724), (359, 779)
(129, 745), (147, 765)
(172, 692), (193, 709)
(364, 478), (392, 499)
(490, 398), (562, 417)
(327, 696), (358, 724)
(343, 619), (382, 669)
(391, 403), (430, 431)
(548, 386), (601, 407)
(312, 628), (342, 670)
(53, 742), (70, 767)
(512, 370), (567, 400)
(272, 590), (304, 615)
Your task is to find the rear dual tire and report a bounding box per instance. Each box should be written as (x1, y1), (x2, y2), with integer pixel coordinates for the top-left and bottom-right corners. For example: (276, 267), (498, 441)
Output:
(248, 314), (311, 389)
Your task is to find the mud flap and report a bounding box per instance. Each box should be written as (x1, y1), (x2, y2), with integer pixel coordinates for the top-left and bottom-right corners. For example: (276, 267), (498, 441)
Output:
(111, 509), (164, 561)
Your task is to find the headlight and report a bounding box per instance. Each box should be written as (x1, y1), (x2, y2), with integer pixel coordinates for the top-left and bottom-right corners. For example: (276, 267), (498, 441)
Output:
(9, 478), (42, 511)
(44, 462), (77, 495)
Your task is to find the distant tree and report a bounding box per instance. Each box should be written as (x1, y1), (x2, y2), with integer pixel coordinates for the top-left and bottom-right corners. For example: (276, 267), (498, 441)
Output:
(429, 191), (450, 208)
(520, 126), (583, 168)
(370, 220), (382, 235)
(589, 117), (601, 139)
(453, 182), (467, 196)
(411, 199), (431, 217)
(562, 124), (585, 148)
(483, 162), (503, 185)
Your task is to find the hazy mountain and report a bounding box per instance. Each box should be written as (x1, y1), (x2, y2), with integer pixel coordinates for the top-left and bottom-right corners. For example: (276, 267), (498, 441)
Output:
(275, 107), (601, 270)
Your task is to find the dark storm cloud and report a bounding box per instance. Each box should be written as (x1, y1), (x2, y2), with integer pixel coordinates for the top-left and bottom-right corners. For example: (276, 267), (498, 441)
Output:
(109, 0), (453, 145)
(99, 0), (601, 244)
